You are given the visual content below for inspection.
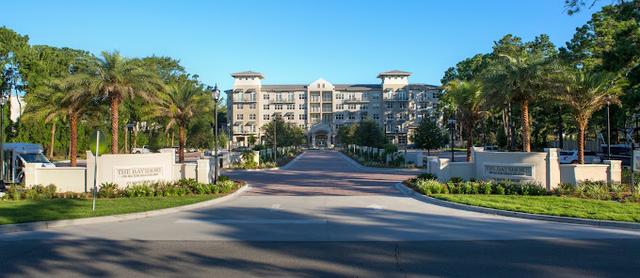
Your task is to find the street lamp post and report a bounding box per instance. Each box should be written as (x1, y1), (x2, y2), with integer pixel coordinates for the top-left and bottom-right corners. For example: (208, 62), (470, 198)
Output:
(272, 115), (277, 162)
(0, 94), (7, 189)
(211, 85), (221, 184)
(606, 96), (611, 160)
(448, 118), (456, 162)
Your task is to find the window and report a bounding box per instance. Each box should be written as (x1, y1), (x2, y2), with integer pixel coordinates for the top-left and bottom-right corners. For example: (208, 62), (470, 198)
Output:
(263, 115), (270, 120)
(335, 113), (344, 120)
(249, 114), (256, 120)
(399, 102), (407, 109)
(336, 104), (344, 110)
(287, 104), (295, 110)
(360, 112), (368, 120)
(286, 114), (294, 120)
(348, 104), (356, 110)
(387, 113), (394, 120)
(236, 114), (243, 120)
(263, 93), (270, 100)
(299, 114), (307, 120)
(299, 104), (306, 110)
(299, 93), (306, 100)
(249, 103), (256, 109)
(373, 103), (380, 109)
(236, 103), (244, 109)
(361, 104), (368, 110)
(263, 104), (270, 110)
(348, 113), (356, 120)
(386, 102), (393, 109)
(275, 104), (283, 110)
(336, 93), (343, 100)
(373, 114), (379, 120)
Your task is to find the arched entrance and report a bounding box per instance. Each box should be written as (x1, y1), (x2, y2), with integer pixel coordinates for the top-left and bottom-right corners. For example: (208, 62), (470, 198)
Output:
(309, 123), (333, 148)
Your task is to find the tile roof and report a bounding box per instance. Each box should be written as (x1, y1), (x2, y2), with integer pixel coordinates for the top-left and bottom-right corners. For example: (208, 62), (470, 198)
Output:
(231, 71), (264, 79)
(377, 70), (412, 78)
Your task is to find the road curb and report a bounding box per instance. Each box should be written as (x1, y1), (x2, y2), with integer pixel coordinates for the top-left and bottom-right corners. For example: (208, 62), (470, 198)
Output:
(0, 184), (250, 234)
(394, 182), (640, 230)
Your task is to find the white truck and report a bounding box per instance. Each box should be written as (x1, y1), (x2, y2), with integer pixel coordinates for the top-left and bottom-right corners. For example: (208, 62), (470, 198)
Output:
(1, 143), (55, 187)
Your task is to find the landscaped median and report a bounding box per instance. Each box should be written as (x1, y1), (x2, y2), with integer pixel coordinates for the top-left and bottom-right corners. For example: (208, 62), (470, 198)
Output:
(0, 177), (245, 225)
(404, 174), (640, 223)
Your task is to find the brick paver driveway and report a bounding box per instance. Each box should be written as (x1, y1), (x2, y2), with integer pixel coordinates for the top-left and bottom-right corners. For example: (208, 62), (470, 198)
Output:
(229, 150), (412, 196)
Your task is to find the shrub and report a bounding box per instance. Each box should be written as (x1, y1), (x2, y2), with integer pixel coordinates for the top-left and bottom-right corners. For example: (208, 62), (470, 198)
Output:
(417, 173), (437, 181)
(521, 182), (546, 196)
(124, 183), (155, 198)
(609, 183), (626, 200)
(216, 180), (237, 193)
(416, 179), (444, 195)
(446, 182), (458, 194)
(24, 184), (57, 200)
(461, 182), (473, 194)
(578, 180), (610, 200)
(555, 183), (576, 196)
(5, 185), (25, 200)
(480, 181), (492, 195)
(449, 177), (464, 184)
(217, 175), (231, 182)
(98, 182), (120, 198)
(493, 184), (506, 195)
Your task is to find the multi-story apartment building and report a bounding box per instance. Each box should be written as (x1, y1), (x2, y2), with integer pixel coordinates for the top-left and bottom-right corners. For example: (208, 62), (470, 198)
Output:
(226, 70), (441, 148)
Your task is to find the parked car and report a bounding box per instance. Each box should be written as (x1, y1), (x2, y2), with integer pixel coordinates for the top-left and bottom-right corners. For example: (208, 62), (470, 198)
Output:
(559, 150), (602, 164)
(131, 145), (151, 154)
(483, 145), (499, 151)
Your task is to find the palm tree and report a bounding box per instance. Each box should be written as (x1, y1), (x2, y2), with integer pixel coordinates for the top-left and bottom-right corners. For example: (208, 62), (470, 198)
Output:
(553, 68), (622, 164)
(60, 74), (101, 166)
(22, 82), (65, 159)
(443, 79), (487, 161)
(81, 51), (163, 154)
(154, 81), (210, 162)
(484, 35), (556, 152)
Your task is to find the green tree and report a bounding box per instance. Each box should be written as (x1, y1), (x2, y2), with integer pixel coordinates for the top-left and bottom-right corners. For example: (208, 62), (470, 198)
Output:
(354, 119), (386, 148)
(337, 124), (357, 145)
(78, 51), (163, 154)
(412, 117), (446, 156)
(484, 34), (557, 152)
(552, 67), (624, 163)
(262, 117), (305, 148)
(153, 81), (211, 162)
(443, 79), (487, 161)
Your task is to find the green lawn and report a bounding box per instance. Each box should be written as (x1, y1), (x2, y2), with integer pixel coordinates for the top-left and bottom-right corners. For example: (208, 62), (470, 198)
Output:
(0, 195), (220, 225)
(432, 194), (640, 223)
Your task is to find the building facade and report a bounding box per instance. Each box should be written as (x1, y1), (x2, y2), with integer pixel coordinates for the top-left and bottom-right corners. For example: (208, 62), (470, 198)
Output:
(226, 70), (441, 148)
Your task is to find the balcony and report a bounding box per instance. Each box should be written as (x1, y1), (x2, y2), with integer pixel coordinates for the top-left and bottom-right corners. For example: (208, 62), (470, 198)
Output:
(232, 96), (257, 103)
(342, 98), (370, 103)
(269, 98), (295, 104)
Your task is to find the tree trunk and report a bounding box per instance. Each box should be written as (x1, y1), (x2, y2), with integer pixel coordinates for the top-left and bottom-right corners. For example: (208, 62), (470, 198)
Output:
(69, 114), (78, 167)
(49, 121), (56, 158)
(178, 126), (186, 163)
(521, 99), (531, 152)
(110, 97), (120, 154)
(466, 124), (473, 162)
(577, 123), (586, 164)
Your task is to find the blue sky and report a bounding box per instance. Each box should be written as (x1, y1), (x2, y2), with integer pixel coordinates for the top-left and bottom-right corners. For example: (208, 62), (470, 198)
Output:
(3, 0), (605, 92)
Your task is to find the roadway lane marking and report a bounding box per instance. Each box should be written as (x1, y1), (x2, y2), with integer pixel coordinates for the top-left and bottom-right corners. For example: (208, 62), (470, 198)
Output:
(175, 219), (327, 224)
(367, 204), (384, 210)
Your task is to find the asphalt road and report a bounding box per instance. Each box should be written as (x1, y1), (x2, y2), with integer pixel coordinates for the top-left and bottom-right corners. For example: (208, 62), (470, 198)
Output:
(1, 150), (640, 277)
